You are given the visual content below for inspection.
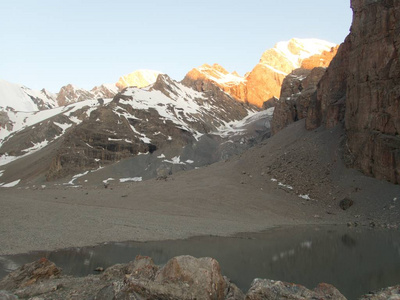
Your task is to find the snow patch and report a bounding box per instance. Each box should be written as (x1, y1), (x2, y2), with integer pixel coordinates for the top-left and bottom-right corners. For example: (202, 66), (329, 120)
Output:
(66, 171), (89, 185)
(163, 156), (185, 165)
(299, 194), (311, 200)
(103, 178), (115, 184)
(119, 177), (142, 183)
(0, 179), (21, 188)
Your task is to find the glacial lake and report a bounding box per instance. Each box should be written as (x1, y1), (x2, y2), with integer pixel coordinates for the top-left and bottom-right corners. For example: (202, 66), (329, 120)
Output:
(1, 225), (400, 299)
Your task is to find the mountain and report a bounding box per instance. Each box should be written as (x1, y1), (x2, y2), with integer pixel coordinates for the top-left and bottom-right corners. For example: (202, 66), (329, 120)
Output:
(0, 74), (273, 185)
(56, 84), (97, 106)
(0, 79), (58, 112)
(116, 70), (162, 90)
(183, 38), (337, 108)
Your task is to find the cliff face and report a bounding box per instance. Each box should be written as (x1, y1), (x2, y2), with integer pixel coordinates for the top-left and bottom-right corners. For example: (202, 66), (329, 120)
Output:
(346, 0), (400, 184)
(305, 0), (400, 184)
(271, 67), (326, 135)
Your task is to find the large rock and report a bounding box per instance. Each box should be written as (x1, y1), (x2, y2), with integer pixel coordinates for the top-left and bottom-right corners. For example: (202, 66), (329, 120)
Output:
(245, 279), (347, 300)
(306, 0), (400, 184)
(121, 255), (244, 300)
(359, 285), (400, 299)
(0, 258), (61, 290)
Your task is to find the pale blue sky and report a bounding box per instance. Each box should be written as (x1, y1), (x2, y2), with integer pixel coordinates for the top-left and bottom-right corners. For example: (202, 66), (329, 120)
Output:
(0, 1), (352, 92)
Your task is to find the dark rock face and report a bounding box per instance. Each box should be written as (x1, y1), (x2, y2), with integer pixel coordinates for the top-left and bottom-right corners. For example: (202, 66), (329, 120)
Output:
(245, 279), (347, 300)
(345, 0), (400, 184)
(271, 67), (326, 135)
(305, 0), (400, 184)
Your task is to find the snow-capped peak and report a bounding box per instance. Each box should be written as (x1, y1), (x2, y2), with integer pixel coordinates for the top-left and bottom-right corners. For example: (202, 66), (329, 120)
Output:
(116, 69), (163, 90)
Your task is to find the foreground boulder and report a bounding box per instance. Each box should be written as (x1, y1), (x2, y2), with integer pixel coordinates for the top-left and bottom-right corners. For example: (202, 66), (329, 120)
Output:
(118, 255), (244, 300)
(0, 258), (61, 290)
(359, 285), (400, 299)
(2, 255), (399, 299)
(245, 279), (347, 300)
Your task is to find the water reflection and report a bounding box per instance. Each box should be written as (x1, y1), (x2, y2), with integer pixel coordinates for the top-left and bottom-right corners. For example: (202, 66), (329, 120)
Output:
(0, 225), (399, 299)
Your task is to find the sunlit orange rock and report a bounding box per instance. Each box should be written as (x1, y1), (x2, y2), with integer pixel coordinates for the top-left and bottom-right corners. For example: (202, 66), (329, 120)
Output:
(183, 39), (337, 108)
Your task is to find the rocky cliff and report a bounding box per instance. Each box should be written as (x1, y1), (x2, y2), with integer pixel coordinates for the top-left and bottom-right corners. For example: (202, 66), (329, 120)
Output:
(183, 39), (337, 108)
(271, 67), (326, 135)
(305, 0), (400, 184)
(56, 84), (96, 106)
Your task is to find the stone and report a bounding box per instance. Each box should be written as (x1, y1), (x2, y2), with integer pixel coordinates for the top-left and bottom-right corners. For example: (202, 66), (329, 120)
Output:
(359, 285), (400, 299)
(122, 255), (234, 300)
(102, 255), (159, 281)
(245, 278), (347, 300)
(0, 258), (61, 290)
(339, 198), (354, 210)
(0, 290), (18, 300)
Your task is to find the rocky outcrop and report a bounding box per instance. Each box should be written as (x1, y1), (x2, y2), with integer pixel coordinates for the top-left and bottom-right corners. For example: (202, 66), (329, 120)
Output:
(5, 256), (399, 300)
(56, 84), (96, 106)
(245, 279), (346, 300)
(359, 285), (400, 299)
(182, 63), (247, 103)
(301, 45), (340, 70)
(121, 255), (240, 300)
(0, 256), (244, 300)
(305, 0), (400, 184)
(271, 67), (326, 134)
(91, 83), (118, 99)
(0, 258), (61, 290)
(183, 39), (337, 108)
(116, 69), (162, 90)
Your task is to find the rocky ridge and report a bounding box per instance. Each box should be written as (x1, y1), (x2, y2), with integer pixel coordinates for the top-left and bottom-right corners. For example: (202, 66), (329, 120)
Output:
(1, 256), (397, 299)
(0, 74), (272, 185)
(183, 38), (337, 108)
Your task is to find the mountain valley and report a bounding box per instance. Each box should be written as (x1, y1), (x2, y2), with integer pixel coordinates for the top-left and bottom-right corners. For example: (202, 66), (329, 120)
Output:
(1, 1), (400, 298)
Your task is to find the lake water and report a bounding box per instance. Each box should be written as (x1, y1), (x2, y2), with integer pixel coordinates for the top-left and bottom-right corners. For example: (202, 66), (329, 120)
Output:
(1, 225), (399, 299)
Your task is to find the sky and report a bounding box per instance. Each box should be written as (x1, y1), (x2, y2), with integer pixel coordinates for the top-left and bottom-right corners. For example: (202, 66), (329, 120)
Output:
(0, 1), (353, 93)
